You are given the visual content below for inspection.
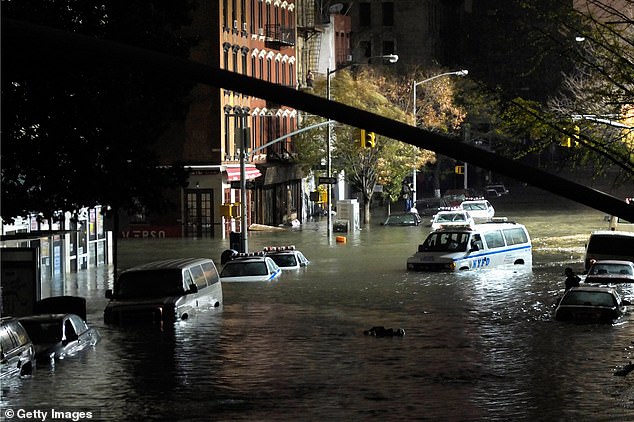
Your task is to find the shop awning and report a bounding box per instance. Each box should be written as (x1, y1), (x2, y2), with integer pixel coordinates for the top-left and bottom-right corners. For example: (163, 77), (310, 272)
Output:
(224, 165), (262, 181)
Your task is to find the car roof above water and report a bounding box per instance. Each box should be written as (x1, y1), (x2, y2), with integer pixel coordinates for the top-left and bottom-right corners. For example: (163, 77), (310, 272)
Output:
(123, 258), (215, 272)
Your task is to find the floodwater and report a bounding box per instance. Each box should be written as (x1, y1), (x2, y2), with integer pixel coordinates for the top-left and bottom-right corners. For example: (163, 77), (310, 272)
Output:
(2, 193), (634, 421)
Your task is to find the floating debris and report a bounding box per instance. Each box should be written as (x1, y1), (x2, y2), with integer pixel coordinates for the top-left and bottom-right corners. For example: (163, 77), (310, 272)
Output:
(614, 362), (634, 377)
(363, 326), (405, 337)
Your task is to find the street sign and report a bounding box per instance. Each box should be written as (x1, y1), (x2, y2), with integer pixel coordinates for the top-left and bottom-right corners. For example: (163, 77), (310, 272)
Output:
(230, 181), (256, 189)
(318, 177), (337, 185)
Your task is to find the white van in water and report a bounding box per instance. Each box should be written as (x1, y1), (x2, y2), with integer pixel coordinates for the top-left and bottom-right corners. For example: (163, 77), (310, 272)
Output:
(407, 221), (532, 271)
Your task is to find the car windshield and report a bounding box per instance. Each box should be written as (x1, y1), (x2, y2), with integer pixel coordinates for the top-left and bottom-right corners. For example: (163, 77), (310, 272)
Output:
(436, 213), (466, 223)
(221, 261), (268, 277)
(20, 320), (62, 343)
(589, 264), (633, 276)
(115, 269), (185, 299)
(419, 232), (470, 252)
(386, 214), (416, 224)
(462, 202), (487, 211)
(561, 291), (617, 307)
(270, 254), (298, 267)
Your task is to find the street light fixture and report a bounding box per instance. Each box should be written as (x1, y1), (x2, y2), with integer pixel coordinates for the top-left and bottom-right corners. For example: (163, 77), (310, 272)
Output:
(411, 69), (468, 201)
(325, 54), (399, 237)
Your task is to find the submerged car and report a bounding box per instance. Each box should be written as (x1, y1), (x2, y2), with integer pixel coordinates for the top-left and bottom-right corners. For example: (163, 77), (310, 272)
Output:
(554, 286), (630, 324)
(104, 258), (223, 325)
(584, 260), (634, 285)
(415, 197), (450, 216)
(430, 210), (475, 231)
(18, 313), (100, 365)
(460, 199), (495, 223)
(220, 254), (282, 282)
(382, 212), (422, 226)
(263, 246), (309, 270)
(0, 317), (35, 379)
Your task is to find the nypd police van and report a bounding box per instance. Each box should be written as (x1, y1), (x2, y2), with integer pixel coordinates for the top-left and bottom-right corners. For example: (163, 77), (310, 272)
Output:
(407, 221), (532, 271)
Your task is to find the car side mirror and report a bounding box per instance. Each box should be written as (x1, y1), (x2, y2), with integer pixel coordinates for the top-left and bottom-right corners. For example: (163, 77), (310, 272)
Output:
(188, 284), (198, 294)
(105, 289), (113, 299)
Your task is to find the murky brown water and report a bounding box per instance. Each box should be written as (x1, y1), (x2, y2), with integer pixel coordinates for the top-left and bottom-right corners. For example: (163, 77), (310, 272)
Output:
(2, 193), (633, 421)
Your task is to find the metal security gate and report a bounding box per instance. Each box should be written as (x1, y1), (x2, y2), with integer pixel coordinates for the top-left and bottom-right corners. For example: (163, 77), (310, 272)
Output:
(184, 189), (214, 237)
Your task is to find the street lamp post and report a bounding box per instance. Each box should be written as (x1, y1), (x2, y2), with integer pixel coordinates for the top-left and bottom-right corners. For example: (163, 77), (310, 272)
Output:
(412, 70), (468, 200)
(326, 54), (399, 237)
(225, 106), (251, 253)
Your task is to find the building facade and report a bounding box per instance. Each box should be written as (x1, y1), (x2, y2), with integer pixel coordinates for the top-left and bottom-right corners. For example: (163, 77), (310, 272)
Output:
(148, 0), (302, 239)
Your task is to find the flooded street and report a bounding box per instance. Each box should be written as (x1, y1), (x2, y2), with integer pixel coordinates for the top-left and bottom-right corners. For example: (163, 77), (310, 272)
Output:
(3, 193), (634, 421)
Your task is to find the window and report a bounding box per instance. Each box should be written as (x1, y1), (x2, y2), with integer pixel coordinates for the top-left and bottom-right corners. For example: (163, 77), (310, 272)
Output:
(202, 262), (220, 285)
(222, 43), (232, 69)
(189, 265), (208, 289)
(223, 0), (229, 29)
(503, 228), (528, 246)
(484, 231), (506, 249)
(359, 3), (371, 27)
(250, 0), (256, 32)
(242, 49), (248, 75)
(382, 2), (394, 26)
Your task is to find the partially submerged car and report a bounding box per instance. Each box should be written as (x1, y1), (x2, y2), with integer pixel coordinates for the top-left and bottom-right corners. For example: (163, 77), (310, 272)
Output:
(430, 210), (475, 231)
(554, 286), (630, 324)
(18, 313), (100, 366)
(263, 246), (309, 270)
(0, 317), (35, 379)
(584, 260), (634, 285)
(104, 258), (223, 325)
(220, 254), (282, 282)
(460, 199), (495, 223)
(415, 197), (450, 216)
(382, 212), (422, 226)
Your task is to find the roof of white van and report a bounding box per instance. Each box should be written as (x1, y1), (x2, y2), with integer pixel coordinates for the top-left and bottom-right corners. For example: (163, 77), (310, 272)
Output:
(590, 230), (634, 237)
(124, 258), (215, 272)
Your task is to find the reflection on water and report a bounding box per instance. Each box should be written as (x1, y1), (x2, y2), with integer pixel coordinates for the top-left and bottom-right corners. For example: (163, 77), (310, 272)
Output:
(3, 199), (634, 421)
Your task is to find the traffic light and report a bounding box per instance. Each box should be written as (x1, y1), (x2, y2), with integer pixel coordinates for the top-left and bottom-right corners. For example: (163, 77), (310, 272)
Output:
(359, 129), (377, 148)
(561, 125), (579, 148)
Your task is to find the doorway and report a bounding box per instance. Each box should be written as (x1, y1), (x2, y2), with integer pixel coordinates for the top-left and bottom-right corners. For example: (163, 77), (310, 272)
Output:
(184, 189), (214, 237)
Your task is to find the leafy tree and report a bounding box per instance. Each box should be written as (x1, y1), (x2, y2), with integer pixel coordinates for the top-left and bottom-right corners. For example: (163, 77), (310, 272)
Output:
(299, 69), (433, 223)
(1, 0), (196, 224)
(486, 1), (634, 185)
(410, 67), (468, 195)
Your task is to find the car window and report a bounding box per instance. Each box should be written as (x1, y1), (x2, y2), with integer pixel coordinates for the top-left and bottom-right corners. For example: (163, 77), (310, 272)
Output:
(587, 235), (634, 254)
(246, 262), (268, 276)
(189, 265), (208, 289)
(201, 262), (220, 285)
(561, 291), (617, 307)
(69, 315), (88, 334)
(420, 232), (470, 252)
(591, 264), (632, 275)
(271, 254), (297, 267)
(116, 269), (186, 298)
(503, 228), (528, 245)
(484, 231), (505, 249)
(0, 325), (16, 353)
(20, 319), (62, 343)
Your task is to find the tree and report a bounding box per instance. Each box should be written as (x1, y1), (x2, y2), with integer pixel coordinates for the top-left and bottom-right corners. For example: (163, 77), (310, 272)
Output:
(487, 1), (634, 185)
(1, 1), (197, 223)
(300, 69), (433, 224)
(410, 67), (468, 196)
